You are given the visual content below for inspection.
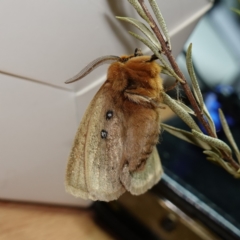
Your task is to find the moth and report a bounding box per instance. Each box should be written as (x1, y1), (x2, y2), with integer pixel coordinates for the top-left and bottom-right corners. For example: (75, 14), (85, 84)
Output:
(65, 49), (163, 201)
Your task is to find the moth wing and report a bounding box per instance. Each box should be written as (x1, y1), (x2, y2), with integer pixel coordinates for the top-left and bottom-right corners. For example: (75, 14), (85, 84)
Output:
(120, 146), (162, 195)
(65, 85), (125, 201)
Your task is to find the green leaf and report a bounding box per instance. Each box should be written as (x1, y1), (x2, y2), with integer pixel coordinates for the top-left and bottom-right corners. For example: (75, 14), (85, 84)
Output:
(203, 150), (221, 160)
(186, 43), (204, 111)
(128, 31), (158, 53)
(186, 43), (216, 135)
(174, 100), (195, 115)
(161, 123), (210, 149)
(116, 17), (161, 49)
(232, 8), (240, 15)
(202, 104), (217, 136)
(148, 0), (171, 49)
(160, 65), (174, 77)
(127, 0), (151, 24)
(204, 151), (240, 178)
(192, 130), (232, 156)
(163, 93), (201, 132)
(219, 109), (240, 163)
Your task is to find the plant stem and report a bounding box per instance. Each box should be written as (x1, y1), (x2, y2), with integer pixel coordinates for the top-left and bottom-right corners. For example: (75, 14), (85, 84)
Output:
(138, 0), (240, 170)
(138, 0), (213, 135)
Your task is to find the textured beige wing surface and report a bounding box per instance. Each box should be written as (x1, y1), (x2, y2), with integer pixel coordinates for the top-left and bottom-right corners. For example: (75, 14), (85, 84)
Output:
(65, 86), (125, 201)
(120, 146), (162, 195)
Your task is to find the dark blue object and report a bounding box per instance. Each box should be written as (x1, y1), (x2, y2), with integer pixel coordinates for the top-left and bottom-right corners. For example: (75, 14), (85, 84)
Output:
(203, 84), (236, 132)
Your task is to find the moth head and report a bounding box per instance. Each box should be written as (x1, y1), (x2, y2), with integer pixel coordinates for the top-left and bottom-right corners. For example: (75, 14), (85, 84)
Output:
(118, 49), (161, 78)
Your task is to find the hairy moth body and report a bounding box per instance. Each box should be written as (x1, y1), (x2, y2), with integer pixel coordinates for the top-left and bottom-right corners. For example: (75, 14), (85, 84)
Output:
(65, 50), (163, 201)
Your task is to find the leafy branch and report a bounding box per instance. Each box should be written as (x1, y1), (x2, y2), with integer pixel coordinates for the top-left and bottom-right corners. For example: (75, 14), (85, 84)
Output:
(117, 0), (240, 175)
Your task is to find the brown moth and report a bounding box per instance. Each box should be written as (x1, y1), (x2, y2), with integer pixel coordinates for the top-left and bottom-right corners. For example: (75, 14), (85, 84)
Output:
(65, 49), (163, 202)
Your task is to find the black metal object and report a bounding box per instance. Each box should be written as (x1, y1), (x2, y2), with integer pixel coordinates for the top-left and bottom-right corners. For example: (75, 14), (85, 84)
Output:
(93, 200), (160, 240)
(155, 116), (240, 240)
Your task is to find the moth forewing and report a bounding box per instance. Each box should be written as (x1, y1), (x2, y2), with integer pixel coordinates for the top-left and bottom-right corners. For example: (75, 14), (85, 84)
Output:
(65, 94), (97, 200)
(85, 90), (126, 201)
(65, 87), (126, 201)
(65, 50), (164, 201)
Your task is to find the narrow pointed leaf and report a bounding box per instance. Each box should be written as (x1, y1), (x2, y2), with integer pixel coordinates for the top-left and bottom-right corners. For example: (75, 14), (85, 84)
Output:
(153, 53), (184, 83)
(192, 130), (232, 155)
(116, 17), (161, 49)
(204, 151), (240, 178)
(186, 44), (216, 134)
(203, 148), (225, 162)
(203, 104), (217, 136)
(219, 109), (240, 163)
(127, 0), (151, 24)
(211, 147), (222, 157)
(161, 123), (210, 149)
(232, 8), (240, 15)
(186, 43), (204, 111)
(128, 31), (158, 54)
(174, 100), (195, 115)
(203, 150), (221, 160)
(160, 65), (174, 77)
(163, 93), (201, 132)
(148, 0), (171, 49)
(206, 157), (217, 163)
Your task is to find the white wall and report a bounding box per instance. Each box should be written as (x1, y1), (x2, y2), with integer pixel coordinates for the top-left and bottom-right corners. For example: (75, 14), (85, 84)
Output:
(0, 0), (213, 206)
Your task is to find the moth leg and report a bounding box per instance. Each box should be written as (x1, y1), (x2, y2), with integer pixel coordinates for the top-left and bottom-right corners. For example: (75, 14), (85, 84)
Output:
(165, 79), (178, 92)
(158, 103), (166, 109)
(124, 89), (160, 108)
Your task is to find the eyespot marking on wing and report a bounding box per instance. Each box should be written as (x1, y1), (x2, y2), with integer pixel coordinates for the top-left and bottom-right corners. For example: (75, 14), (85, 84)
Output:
(101, 130), (108, 139)
(106, 110), (113, 120)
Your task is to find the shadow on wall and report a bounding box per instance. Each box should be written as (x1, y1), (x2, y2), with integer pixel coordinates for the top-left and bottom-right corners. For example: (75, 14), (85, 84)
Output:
(105, 0), (145, 54)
